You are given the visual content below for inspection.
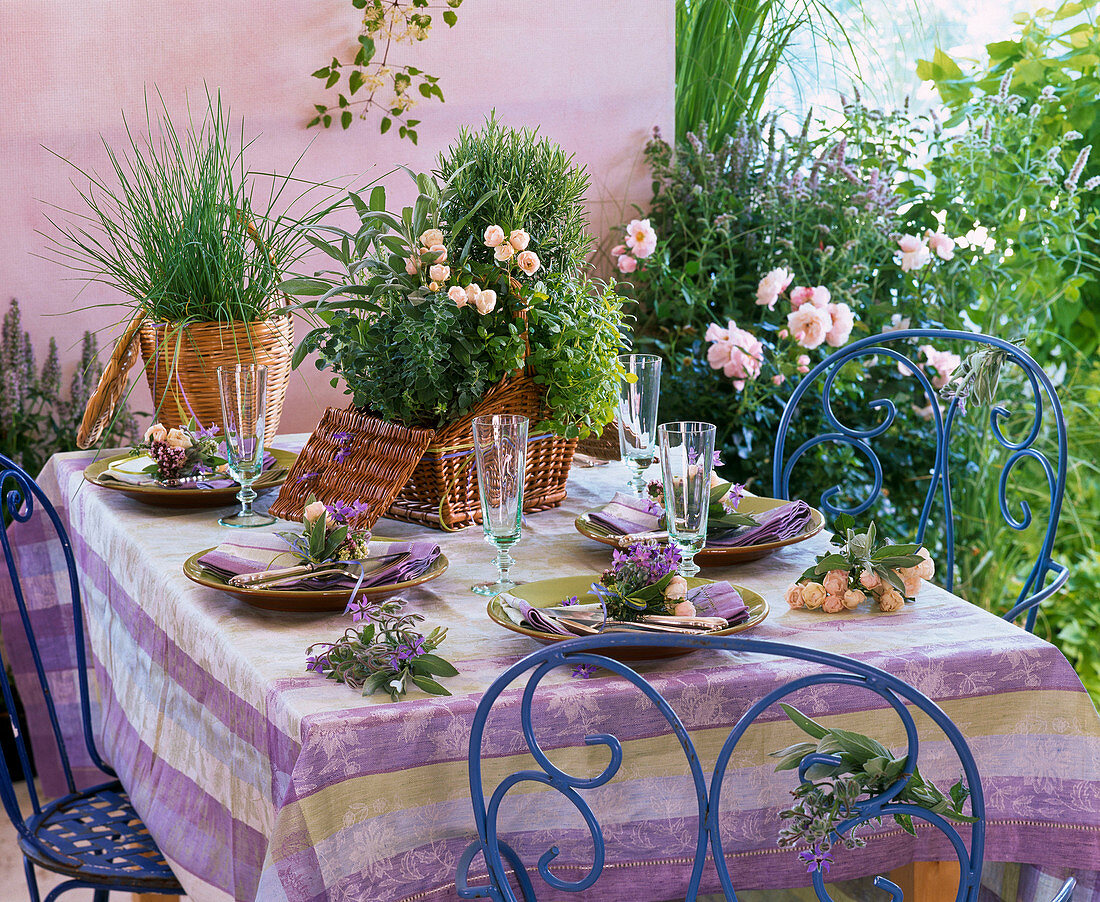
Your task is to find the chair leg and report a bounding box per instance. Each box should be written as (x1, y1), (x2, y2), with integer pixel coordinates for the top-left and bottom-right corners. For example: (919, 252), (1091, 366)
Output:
(22, 859), (41, 902)
(92, 891), (108, 902)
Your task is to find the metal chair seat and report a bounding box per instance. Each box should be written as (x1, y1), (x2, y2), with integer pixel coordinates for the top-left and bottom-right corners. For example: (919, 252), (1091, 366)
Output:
(19, 780), (180, 891)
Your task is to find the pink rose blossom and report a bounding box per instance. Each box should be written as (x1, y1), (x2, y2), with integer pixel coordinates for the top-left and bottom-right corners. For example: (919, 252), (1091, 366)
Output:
(842, 589), (865, 610)
(419, 228), (444, 248)
(823, 594), (846, 614)
(897, 234), (931, 272)
(705, 320), (764, 390)
(801, 582), (827, 609)
(664, 574), (689, 601)
(772, 374), (786, 386)
(705, 323), (729, 343)
(825, 302), (855, 347)
(516, 250), (541, 275)
(448, 285), (468, 307)
(625, 218), (657, 258)
(404, 256), (419, 275)
(674, 600), (697, 617)
(859, 569), (880, 590)
(474, 289), (497, 315)
(610, 244), (627, 257)
(144, 423), (168, 443)
(617, 254), (637, 274)
(822, 570), (848, 596)
(877, 586), (905, 612)
(483, 225), (505, 248)
(785, 584), (806, 609)
(787, 305), (831, 349)
(927, 230), (955, 261)
(778, 329), (789, 339)
(755, 267), (794, 310)
(427, 244), (447, 263)
(920, 345), (962, 389)
(303, 500), (327, 525)
(429, 263), (450, 283)
(791, 285), (830, 309)
(165, 428), (193, 450)
(494, 243), (515, 262)
(508, 229), (530, 251)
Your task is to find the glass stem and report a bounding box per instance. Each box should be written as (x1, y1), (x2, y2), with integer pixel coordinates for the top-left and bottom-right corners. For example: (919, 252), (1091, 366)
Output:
(495, 545), (516, 584)
(238, 482), (257, 517)
(627, 461), (648, 498)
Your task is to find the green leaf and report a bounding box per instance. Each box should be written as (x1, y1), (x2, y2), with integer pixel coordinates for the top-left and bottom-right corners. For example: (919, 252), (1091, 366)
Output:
(341, 111), (353, 129)
(894, 812), (917, 835)
(325, 70), (340, 89)
(813, 553), (850, 574)
(349, 70), (365, 95)
(779, 703), (829, 740)
(410, 674), (451, 696)
(311, 67), (331, 79)
(412, 653), (458, 677)
(380, 116), (392, 135)
(829, 728), (893, 764)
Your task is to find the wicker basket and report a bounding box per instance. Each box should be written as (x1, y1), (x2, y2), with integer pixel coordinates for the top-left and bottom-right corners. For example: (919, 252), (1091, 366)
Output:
(388, 372), (578, 529)
(77, 303), (294, 448)
(137, 314), (293, 433)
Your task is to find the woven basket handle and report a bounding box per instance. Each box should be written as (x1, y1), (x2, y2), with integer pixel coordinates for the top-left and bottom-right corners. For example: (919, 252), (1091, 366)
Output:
(77, 311), (147, 449)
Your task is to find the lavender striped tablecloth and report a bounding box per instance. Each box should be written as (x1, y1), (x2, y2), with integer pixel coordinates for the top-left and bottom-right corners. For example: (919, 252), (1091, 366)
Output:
(2, 444), (1098, 901)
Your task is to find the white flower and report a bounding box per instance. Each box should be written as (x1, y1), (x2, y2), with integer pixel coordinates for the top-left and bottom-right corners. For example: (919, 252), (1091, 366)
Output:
(483, 225), (505, 248)
(508, 229), (530, 251)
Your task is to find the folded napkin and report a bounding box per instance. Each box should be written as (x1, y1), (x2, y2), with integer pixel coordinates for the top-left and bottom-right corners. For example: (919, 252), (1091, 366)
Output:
(587, 492), (661, 535)
(705, 501), (813, 548)
(688, 582), (749, 624)
(498, 596), (604, 635)
(102, 451), (277, 489)
(197, 533), (441, 590)
(589, 493), (812, 550)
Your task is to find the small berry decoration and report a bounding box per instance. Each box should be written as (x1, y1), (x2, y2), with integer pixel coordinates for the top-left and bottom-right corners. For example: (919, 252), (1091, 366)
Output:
(785, 516), (934, 614)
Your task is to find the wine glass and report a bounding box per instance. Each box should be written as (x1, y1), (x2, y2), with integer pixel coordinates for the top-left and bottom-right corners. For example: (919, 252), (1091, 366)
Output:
(617, 353), (662, 497)
(217, 364), (275, 528)
(471, 414), (528, 596)
(658, 421), (716, 578)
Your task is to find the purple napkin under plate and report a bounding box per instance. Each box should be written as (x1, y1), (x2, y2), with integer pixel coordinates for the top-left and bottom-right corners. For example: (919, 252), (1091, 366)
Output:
(587, 492), (661, 535)
(706, 501), (813, 547)
(689, 581), (749, 624)
(197, 535), (440, 591)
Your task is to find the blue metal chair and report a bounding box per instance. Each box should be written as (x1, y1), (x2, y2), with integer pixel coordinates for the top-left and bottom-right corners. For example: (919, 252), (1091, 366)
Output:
(772, 329), (1068, 632)
(455, 633), (1076, 902)
(0, 454), (183, 900)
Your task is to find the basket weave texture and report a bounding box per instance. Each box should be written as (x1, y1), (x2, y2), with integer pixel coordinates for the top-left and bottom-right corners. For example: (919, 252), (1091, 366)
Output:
(137, 316), (292, 435)
(269, 408), (435, 530)
(77, 313), (147, 448)
(271, 371), (577, 530)
(575, 420), (621, 461)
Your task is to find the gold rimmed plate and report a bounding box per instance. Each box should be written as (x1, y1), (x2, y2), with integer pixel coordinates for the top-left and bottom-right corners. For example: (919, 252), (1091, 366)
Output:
(183, 548), (449, 612)
(83, 449), (297, 509)
(487, 575), (768, 661)
(575, 495), (825, 566)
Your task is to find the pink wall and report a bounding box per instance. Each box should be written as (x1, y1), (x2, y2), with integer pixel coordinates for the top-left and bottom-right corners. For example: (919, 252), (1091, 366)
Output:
(0, 1), (673, 436)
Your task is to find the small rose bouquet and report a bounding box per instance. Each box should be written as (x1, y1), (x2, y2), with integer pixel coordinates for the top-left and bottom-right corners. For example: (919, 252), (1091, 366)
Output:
(278, 494), (373, 564)
(134, 419), (225, 482)
(592, 541), (695, 622)
(785, 517), (934, 614)
(306, 598), (457, 701)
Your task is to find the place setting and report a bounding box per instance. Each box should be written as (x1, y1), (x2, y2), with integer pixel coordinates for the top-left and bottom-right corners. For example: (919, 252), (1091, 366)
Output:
(575, 353), (824, 565)
(473, 405), (768, 660)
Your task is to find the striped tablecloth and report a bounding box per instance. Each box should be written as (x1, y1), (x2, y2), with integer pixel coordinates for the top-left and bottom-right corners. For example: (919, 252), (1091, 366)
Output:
(2, 443), (1098, 901)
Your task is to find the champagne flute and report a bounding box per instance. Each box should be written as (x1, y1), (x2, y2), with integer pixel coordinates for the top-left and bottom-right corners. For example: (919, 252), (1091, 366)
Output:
(472, 414), (528, 596)
(658, 421), (716, 578)
(217, 364), (275, 528)
(617, 353), (662, 497)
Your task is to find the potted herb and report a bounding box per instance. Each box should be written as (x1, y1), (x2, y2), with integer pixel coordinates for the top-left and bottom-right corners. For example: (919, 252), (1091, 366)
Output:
(45, 91), (336, 443)
(276, 117), (627, 528)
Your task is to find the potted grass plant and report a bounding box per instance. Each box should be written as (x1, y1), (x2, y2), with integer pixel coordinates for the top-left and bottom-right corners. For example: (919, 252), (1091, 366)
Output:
(272, 117), (627, 529)
(44, 91), (336, 444)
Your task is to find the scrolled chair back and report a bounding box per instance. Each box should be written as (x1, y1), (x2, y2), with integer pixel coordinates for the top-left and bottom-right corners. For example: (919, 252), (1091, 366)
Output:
(771, 329), (1067, 632)
(0, 454), (113, 836)
(456, 633), (988, 902)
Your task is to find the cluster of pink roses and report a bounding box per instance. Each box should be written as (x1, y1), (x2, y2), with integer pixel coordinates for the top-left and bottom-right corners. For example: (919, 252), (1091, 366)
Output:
(896, 230), (955, 273)
(405, 228), (451, 288)
(144, 422), (194, 451)
(704, 320), (764, 391)
(483, 224), (541, 276)
(785, 548), (935, 615)
(612, 218), (657, 274)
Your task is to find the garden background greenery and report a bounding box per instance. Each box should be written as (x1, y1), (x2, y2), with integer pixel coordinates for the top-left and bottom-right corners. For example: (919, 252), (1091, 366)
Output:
(624, 0), (1100, 701)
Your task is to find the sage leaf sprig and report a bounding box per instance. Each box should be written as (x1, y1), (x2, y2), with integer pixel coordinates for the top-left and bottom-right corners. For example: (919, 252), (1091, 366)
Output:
(772, 703), (976, 874)
(306, 598), (457, 702)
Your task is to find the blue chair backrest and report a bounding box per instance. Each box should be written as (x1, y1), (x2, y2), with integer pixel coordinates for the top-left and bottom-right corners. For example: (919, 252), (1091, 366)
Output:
(0, 455), (113, 834)
(771, 329), (1067, 632)
(457, 632), (986, 902)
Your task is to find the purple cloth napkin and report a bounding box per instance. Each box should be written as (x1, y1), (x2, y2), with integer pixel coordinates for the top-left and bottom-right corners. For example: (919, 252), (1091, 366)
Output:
(499, 595), (574, 636)
(188, 451), (277, 490)
(197, 536), (440, 590)
(587, 492), (662, 535)
(706, 500), (813, 547)
(689, 582), (749, 624)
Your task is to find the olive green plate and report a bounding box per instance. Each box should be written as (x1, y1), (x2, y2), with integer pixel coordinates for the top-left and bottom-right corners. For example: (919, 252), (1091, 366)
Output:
(83, 449), (297, 509)
(575, 494), (825, 566)
(487, 575), (768, 661)
(183, 547), (449, 613)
